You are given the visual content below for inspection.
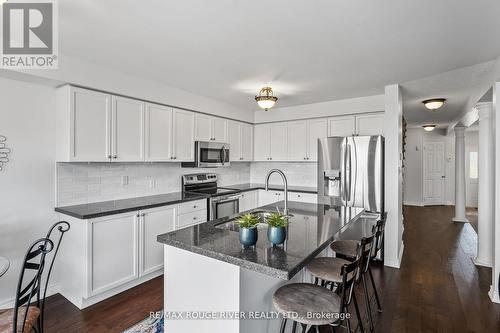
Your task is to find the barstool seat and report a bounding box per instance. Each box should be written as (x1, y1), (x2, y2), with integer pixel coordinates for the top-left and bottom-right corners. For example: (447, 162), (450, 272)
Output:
(272, 283), (340, 326)
(306, 257), (351, 283)
(330, 240), (358, 258)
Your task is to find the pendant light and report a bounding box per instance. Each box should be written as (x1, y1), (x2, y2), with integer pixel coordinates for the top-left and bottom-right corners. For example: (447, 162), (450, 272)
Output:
(255, 87), (278, 111)
(422, 124), (436, 131)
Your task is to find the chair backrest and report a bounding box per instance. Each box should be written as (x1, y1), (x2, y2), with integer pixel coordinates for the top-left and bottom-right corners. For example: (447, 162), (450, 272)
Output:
(359, 233), (376, 275)
(338, 253), (361, 313)
(371, 219), (386, 260)
(13, 238), (54, 333)
(13, 221), (70, 333)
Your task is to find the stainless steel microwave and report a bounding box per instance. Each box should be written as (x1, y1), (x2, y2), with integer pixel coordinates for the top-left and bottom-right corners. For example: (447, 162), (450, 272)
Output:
(181, 141), (230, 168)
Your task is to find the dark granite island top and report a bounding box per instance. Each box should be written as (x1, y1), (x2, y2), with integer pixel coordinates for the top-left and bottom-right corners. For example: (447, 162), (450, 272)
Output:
(55, 192), (209, 219)
(157, 201), (366, 280)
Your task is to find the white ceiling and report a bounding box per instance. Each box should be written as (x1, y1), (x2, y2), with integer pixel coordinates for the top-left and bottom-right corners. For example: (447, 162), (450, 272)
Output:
(59, 0), (500, 111)
(402, 61), (495, 127)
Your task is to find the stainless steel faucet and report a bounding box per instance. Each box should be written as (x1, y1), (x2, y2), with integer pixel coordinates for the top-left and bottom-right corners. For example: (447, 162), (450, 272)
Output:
(265, 169), (288, 215)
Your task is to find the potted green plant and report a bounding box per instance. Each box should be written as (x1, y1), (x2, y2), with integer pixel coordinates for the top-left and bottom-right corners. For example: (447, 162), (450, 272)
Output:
(236, 213), (261, 247)
(265, 212), (289, 246)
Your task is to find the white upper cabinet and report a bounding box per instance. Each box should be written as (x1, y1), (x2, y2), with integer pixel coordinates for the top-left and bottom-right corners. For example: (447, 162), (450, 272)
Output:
(269, 123), (288, 161)
(355, 113), (384, 136)
(240, 123), (253, 161)
(195, 114), (227, 142)
(227, 121), (241, 161)
(58, 87), (112, 162)
(112, 96), (145, 162)
(287, 120), (308, 161)
(254, 123), (287, 161)
(253, 124), (270, 161)
(212, 117), (227, 142)
(328, 115), (356, 137)
(307, 118), (328, 161)
(145, 104), (173, 161)
(145, 105), (194, 162)
(172, 109), (195, 161)
(228, 121), (253, 161)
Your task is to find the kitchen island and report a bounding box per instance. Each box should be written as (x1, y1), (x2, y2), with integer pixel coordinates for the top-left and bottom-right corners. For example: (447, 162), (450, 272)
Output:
(157, 201), (377, 333)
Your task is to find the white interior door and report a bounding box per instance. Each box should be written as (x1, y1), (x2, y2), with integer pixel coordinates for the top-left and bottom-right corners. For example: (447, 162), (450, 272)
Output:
(423, 142), (445, 205)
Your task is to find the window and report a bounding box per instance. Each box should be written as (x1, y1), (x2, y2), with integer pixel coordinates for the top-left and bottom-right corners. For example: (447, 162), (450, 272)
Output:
(469, 151), (478, 179)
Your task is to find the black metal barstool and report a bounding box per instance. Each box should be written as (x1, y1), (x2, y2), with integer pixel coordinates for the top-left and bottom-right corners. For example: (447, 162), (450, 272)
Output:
(273, 256), (362, 333)
(306, 234), (375, 333)
(330, 220), (385, 331)
(0, 221), (70, 333)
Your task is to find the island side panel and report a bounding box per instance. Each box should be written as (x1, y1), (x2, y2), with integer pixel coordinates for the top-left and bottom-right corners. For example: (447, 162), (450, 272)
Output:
(164, 245), (240, 333)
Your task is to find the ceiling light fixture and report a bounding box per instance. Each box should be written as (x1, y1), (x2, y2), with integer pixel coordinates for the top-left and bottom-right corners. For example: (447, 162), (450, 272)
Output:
(422, 98), (446, 110)
(422, 124), (436, 132)
(255, 86), (278, 111)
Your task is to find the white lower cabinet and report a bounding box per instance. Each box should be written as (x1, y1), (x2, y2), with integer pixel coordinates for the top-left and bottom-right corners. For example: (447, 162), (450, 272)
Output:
(257, 190), (317, 207)
(59, 200), (206, 309)
(289, 192), (318, 204)
(140, 206), (176, 276)
(89, 212), (139, 296)
(239, 190), (258, 212)
(257, 190), (283, 207)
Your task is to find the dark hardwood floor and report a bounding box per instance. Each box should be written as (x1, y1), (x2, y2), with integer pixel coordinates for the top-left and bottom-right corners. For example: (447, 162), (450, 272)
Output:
(44, 205), (500, 332)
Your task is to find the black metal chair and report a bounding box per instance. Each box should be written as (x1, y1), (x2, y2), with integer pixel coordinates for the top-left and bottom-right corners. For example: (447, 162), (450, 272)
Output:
(273, 254), (363, 333)
(0, 221), (70, 333)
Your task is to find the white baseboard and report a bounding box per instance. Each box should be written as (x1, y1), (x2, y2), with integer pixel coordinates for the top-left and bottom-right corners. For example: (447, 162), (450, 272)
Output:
(0, 283), (60, 310)
(489, 285), (500, 303)
(403, 201), (423, 206)
(473, 258), (493, 268)
(384, 242), (404, 269)
(452, 216), (469, 223)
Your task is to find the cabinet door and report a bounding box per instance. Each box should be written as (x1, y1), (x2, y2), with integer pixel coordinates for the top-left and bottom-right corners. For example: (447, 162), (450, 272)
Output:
(307, 118), (328, 161)
(287, 121), (308, 161)
(89, 213), (138, 296)
(328, 116), (356, 137)
(269, 123), (288, 161)
(195, 114), (212, 141)
(289, 192), (318, 204)
(253, 124), (270, 161)
(173, 109), (195, 161)
(146, 104), (173, 161)
(258, 190), (281, 207)
(140, 206), (176, 276)
(71, 88), (111, 161)
(212, 117), (227, 142)
(239, 190), (258, 212)
(112, 96), (145, 161)
(227, 121), (241, 161)
(356, 113), (384, 136)
(240, 124), (253, 161)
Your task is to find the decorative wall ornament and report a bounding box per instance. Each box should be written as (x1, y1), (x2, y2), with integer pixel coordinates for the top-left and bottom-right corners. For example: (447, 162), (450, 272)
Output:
(0, 135), (11, 171)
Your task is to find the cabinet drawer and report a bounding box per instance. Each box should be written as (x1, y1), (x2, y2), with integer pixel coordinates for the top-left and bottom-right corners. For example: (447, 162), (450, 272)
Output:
(177, 210), (207, 229)
(289, 192), (318, 204)
(178, 199), (207, 215)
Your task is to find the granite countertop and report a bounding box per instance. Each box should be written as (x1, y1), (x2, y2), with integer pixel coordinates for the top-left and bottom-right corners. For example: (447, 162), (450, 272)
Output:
(55, 192), (209, 219)
(220, 183), (317, 194)
(157, 201), (372, 280)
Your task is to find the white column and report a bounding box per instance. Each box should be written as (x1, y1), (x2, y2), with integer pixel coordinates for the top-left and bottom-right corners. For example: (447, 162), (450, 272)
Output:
(475, 103), (494, 267)
(490, 81), (500, 303)
(453, 126), (469, 222)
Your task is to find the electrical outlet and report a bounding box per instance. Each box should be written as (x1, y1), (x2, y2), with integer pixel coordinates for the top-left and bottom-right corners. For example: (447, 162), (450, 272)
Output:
(122, 176), (129, 186)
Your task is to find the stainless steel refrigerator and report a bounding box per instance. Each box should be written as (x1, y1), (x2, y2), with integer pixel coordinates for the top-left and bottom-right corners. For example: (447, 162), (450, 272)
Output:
(318, 136), (384, 214)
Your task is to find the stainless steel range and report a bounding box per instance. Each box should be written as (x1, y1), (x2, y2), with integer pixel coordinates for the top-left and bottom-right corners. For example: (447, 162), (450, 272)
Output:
(182, 173), (242, 220)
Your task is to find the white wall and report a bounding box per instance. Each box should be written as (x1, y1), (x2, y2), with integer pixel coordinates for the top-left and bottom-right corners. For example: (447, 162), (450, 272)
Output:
(253, 94), (384, 123)
(403, 128), (478, 207)
(403, 128), (455, 206)
(2, 53), (253, 123)
(0, 78), (58, 306)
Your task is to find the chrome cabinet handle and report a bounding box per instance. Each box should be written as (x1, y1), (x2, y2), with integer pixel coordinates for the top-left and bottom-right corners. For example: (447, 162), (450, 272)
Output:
(113, 155), (117, 159)
(193, 205), (197, 208)
(193, 216), (197, 220)
(108, 155), (112, 159)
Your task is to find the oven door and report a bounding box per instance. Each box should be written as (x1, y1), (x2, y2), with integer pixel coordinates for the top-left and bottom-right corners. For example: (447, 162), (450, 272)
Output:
(210, 195), (241, 220)
(197, 141), (230, 168)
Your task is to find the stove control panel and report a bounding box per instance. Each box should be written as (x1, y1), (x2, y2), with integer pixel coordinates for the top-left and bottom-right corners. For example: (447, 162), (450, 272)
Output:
(182, 173), (218, 185)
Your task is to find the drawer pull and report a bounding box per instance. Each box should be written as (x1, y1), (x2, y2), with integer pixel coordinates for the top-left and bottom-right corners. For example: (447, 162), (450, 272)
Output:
(193, 205), (197, 208)
(193, 217), (197, 220)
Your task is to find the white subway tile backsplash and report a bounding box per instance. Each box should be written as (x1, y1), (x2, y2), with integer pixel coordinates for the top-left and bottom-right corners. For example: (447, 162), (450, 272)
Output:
(56, 161), (317, 206)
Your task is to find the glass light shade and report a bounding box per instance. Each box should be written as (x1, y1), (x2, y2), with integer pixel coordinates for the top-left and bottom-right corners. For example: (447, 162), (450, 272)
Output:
(423, 125), (436, 131)
(257, 99), (276, 110)
(423, 99), (446, 110)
